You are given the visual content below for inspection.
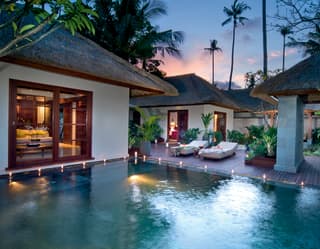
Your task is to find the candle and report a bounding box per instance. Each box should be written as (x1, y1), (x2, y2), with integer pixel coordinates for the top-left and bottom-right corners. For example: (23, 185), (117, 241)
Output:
(134, 151), (138, 158)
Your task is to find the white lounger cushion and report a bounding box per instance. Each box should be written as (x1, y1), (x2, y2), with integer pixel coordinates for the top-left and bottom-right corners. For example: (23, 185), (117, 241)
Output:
(170, 140), (208, 156)
(199, 142), (238, 159)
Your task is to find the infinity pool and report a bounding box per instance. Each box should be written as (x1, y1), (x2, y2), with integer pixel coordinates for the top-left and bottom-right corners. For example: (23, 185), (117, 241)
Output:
(0, 161), (319, 249)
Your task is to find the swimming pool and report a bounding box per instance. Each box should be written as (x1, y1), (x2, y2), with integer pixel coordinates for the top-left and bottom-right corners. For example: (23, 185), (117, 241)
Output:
(1, 161), (319, 249)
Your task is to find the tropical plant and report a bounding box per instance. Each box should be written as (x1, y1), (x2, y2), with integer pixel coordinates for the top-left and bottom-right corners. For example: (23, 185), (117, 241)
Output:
(246, 125), (264, 144)
(213, 131), (223, 145)
(87, 0), (184, 76)
(222, 0), (251, 90)
(201, 112), (213, 140)
(134, 107), (161, 142)
(279, 26), (292, 71)
(0, 0), (97, 57)
(181, 128), (200, 144)
(227, 129), (247, 144)
(262, 127), (277, 157)
(312, 128), (320, 144)
(204, 39), (222, 85)
(129, 120), (139, 149)
(247, 127), (277, 158)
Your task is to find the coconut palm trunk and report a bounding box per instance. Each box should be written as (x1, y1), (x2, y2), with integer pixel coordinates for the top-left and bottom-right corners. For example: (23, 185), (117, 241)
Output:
(204, 39), (222, 85)
(262, 0), (268, 77)
(229, 21), (236, 90)
(282, 33), (286, 72)
(211, 51), (215, 84)
(222, 0), (251, 90)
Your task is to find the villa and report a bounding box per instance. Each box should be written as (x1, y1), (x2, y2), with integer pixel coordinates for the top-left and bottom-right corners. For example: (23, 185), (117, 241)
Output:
(0, 28), (177, 171)
(131, 73), (238, 141)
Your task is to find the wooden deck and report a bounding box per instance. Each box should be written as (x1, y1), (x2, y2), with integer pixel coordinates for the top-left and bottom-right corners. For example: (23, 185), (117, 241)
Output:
(149, 144), (320, 188)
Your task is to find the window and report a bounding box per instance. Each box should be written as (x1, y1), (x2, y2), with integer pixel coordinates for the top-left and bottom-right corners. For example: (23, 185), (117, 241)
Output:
(9, 80), (92, 169)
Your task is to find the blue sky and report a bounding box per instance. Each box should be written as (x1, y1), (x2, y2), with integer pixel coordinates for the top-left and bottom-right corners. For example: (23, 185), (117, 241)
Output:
(153, 0), (303, 88)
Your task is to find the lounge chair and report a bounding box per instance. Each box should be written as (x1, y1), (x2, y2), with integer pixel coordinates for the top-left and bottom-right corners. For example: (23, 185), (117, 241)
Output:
(198, 141), (238, 160)
(170, 140), (208, 156)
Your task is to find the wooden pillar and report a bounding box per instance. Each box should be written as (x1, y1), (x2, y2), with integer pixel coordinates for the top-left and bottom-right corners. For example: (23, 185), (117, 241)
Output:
(306, 111), (313, 144)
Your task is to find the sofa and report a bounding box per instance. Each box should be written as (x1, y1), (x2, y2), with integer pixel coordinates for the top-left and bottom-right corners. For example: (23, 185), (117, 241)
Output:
(16, 129), (52, 145)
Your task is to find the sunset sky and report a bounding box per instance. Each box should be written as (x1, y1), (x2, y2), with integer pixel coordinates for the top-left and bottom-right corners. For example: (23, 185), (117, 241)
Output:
(154, 0), (304, 88)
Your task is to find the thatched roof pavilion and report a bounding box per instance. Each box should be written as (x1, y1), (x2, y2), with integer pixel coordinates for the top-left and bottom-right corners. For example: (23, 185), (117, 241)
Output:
(131, 73), (238, 109)
(0, 28), (178, 97)
(251, 54), (320, 104)
(251, 54), (320, 173)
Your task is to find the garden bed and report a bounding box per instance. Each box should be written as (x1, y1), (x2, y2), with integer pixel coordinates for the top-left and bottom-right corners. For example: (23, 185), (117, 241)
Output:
(245, 156), (275, 168)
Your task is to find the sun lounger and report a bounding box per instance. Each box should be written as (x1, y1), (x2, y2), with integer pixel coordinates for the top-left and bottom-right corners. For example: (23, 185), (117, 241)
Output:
(170, 140), (208, 156)
(198, 141), (238, 160)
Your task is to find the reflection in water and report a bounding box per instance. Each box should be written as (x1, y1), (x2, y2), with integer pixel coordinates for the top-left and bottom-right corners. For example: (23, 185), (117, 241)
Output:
(0, 162), (319, 249)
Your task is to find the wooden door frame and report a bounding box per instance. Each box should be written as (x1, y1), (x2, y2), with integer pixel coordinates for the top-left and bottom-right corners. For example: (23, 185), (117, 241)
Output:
(167, 110), (188, 141)
(214, 111), (227, 140)
(8, 79), (93, 169)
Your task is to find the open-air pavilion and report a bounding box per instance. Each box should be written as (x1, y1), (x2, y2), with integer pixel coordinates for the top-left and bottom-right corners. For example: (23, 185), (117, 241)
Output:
(252, 54), (320, 173)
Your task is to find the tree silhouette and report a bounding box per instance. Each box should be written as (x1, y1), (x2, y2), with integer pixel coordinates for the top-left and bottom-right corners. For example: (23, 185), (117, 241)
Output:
(204, 39), (222, 85)
(222, 0), (251, 90)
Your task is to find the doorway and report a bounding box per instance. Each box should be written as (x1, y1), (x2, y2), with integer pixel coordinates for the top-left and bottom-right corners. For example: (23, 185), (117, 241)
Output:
(167, 110), (188, 141)
(9, 80), (92, 169)
(214, 112), (227, 140)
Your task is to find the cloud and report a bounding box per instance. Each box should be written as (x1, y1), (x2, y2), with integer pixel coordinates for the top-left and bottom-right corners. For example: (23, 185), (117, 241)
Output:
(241, 34), (253, 43)
(269, 50), (281, 59)
(158, 43), (230, 83)
(269, 48), (298, 60)
(285, 48), (298, 56)
(247, 57), (257, 65)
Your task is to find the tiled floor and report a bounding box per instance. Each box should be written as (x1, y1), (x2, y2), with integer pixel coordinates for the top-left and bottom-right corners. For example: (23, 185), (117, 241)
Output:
(149, 144), (320, 188)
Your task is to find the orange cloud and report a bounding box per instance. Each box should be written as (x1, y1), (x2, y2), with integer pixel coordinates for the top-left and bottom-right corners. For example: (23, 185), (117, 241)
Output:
(158, 44), (229, 83)
(269, 48), (298, 59)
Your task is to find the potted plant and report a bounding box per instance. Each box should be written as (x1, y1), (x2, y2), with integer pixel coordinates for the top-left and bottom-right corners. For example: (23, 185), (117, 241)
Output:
(201, 112), (213, 141)
(135, 107), (161, 156)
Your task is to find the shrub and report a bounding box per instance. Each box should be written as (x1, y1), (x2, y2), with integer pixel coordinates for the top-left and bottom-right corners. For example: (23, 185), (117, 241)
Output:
(227, 130), (247, 144)
(312, 128), (320, 145)
(246, 125), (264, 144)
(247, 127), (277, 158)
(181, 128), (200, 144)
(214, 131), (223, 145)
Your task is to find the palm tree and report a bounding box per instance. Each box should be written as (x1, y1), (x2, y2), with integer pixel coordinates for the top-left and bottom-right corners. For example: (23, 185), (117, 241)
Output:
(204, 39), (222, 85)
(262, 0), (268, 78)
(222, 0), (251, 90)
(280, 26), (292, 71)
(87, 0), (184, 75)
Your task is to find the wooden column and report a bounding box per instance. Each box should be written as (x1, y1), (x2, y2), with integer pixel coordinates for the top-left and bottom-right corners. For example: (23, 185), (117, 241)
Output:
(306, 111), (313, 143)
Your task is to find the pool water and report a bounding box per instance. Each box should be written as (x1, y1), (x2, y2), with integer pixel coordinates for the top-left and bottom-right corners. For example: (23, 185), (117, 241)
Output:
(0, 161), (320, 249)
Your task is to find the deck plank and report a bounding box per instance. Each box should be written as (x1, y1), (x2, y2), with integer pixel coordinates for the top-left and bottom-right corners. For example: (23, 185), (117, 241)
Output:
(150, 144), (320, 188)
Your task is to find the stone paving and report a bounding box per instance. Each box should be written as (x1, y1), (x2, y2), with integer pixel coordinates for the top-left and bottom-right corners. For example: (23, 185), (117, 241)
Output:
(148, 144), (320, 188)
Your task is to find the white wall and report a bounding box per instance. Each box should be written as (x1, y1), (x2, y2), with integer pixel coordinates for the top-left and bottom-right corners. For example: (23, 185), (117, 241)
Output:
(145, 104), (234, 140)
(0, 62), (129, 170)
(203, 104), (234, 131)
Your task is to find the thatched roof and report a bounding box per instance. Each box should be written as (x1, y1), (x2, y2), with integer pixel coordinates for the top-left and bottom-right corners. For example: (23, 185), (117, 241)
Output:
(130, 73), (238, 109)
(0, 28), (178, 97)
(223, 88), (276, 112)
(251, 54), (320, 104)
